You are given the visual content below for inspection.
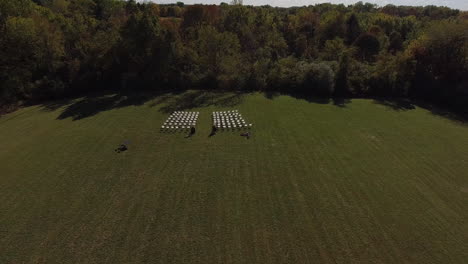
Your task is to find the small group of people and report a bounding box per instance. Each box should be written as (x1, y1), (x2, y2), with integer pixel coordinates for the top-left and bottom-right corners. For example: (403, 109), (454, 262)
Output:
(115, 140), (130, 153)
(115, 143), (128, 153)
(185, 126), (196, 138)
(209, 125), (218, 137)
(116, 121), (249, 152)
(211, 125), (250, 139)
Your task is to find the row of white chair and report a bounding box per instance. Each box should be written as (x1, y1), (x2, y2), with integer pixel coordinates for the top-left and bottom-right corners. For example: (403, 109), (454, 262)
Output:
(165, 122), (196, 126)
(169, 114), (198, 117)
(214, 116), (246, 122)
(166, 118), (197, 121)
(161, 125), (194, 130)
(212, 111), (252, 129)
(213, 110), (238, 114)
(213, 114), (240, 117)
(161, 111), (253, 131)
(165, 117), (197, 122)
(167, 116), (197, 119)
(213, 114), (241, 117)
(214, 118), (243, 121)
(169, 113), (199, 119)
(214, 118), (246, 123)
(163, 111), (199, 130)
(215, 121), (246, 125)
(215, 124), (253, 129)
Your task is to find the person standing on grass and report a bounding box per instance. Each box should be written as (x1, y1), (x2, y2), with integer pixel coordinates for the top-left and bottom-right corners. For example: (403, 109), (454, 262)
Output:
(115, 141), (129, 153)
(186, 126), (196, 138)
(210, 125), (218, 136)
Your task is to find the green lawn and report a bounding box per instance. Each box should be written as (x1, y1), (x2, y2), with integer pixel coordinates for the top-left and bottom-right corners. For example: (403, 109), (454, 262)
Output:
(1, 91), (467, 263)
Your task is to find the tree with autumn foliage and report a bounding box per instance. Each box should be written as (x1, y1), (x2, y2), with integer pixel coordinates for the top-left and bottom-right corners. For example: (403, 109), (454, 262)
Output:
(0, 0), (466, 114)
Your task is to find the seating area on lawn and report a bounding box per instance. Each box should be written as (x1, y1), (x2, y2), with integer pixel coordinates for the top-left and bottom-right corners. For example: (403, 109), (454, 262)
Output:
(212, 110), (252, 130)
(161, 111), (199, 131)
(160, 110), (253, 133)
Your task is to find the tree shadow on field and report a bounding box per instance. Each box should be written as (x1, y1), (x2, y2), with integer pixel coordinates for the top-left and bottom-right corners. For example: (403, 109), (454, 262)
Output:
(373, 98), (468, 123)
(262, 91), (352, 107)
(373, 98), (416, 111)
(332, 98), (351, 107)
(41, 91), (171, 120)
(41, 98), (75, 112)
(158, 90), (245, 114)
(262, 92), (467, 123)
(264, 91), (280, 100)
(414, 101), (468, 123)
(41, 90), (246, 120)
(428, 108), (468, 123)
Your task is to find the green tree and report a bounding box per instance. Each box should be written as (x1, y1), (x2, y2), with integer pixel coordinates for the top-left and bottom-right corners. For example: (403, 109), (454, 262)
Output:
(117, 8), (164, 89)
(345, 13), (362, 44)
(320, 38), (346, 61)
(0, 0), (466, 113)
(319, 11), (345, 44)
(354, 32), (380, 61)
(408, 20), (468, 111)
(0, 0), (35, 24)
(334, 51), (352, 97)
(0, 17), (40, 102)
(182, 5), (220, 29)
(388, 31), (403, 52)
(303, 62), (335, 96)
(192, 26), (242, 89)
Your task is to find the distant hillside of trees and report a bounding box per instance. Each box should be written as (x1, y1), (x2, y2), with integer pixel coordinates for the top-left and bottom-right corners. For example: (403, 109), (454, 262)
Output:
(1, 0), (467, 114)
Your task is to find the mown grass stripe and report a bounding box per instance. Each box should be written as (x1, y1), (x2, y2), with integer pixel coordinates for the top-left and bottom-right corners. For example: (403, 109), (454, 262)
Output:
(1, 92), (467, 263)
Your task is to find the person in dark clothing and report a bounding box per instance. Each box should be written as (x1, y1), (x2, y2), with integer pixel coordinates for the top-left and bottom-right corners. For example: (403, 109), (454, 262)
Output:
(240, 132), (250, 139)
(209, 125), (218, 137)
(115, 144), (128, 153)
(186, 126), (196, 138)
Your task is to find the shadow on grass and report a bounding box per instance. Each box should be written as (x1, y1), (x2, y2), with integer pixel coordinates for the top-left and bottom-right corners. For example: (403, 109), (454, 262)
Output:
(158, 90), (245, 114)
(41, 90), (466, 124)
(262, 91), (351, 107)
(415, 102), (467, 123)
(41, 91), (171, 120)
(263, 92), (467, 123)
(373, 98), (468, 123)
(332, 98), (351, 107)
(41, 90), (246, 121)
(373, 98), (416, 111)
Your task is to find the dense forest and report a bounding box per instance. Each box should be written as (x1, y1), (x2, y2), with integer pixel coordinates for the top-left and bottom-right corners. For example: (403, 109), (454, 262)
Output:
(1, 0), (467, 114)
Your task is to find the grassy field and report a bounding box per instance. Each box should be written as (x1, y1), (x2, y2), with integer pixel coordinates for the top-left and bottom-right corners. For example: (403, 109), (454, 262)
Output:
(1, 91), (467, 264)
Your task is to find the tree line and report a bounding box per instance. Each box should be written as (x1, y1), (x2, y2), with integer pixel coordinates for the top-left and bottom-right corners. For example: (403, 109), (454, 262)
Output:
(1, 0), (467, 114)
